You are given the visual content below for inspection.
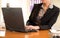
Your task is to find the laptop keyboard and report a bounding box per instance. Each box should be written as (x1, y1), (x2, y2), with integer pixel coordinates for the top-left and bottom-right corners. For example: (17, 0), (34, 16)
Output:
(25, 29), (37, 33)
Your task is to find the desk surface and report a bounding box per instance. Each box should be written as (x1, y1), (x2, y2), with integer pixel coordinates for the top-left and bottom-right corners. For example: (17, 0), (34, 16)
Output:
(2, 30), (50, 38)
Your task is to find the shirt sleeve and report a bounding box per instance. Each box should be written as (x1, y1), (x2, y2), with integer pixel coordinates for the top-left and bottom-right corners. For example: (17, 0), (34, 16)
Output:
(26, 4), (38, 25)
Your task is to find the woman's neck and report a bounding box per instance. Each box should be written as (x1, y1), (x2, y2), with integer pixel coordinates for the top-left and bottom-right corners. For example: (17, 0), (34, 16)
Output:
(43, 3), (50, 7)
(42, 3), (50, 12)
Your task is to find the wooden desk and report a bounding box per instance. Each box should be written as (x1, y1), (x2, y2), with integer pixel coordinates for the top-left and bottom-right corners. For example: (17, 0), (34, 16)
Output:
(2, 30), (50, 38)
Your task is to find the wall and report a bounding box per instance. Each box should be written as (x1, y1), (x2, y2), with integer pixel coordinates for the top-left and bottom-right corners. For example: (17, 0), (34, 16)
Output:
(0, 0), (30, 26)
(0, 0), (5, 26)
(52, 0), (60, 8)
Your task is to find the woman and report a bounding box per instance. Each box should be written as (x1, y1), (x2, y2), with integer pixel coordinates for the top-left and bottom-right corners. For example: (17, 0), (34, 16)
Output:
(26, 0), (59, 30)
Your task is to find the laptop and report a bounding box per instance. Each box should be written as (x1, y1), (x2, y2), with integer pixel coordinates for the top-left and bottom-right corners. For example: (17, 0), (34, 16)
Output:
(2, 8), (37, 33)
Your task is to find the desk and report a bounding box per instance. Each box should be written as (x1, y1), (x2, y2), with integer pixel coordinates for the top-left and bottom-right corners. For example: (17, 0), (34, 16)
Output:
(3, 30), (50, 38)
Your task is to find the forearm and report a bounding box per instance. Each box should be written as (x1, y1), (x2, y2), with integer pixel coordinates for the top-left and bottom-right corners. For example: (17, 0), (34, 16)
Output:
(39, 25), (51, 30)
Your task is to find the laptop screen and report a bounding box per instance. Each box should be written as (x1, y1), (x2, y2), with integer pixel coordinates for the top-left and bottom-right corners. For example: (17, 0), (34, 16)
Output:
(2, 8), (25, 30)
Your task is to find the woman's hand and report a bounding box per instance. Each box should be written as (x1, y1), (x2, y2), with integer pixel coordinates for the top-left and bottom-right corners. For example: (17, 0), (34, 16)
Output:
(25, 25), (40, 30)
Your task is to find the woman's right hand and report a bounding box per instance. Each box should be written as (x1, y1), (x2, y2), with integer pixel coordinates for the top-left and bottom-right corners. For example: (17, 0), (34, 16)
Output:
(25, 25), (34, 30)
(25, 25), (40, 30)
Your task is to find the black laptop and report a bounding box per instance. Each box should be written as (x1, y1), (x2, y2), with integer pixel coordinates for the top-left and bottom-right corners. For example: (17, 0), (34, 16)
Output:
(2, 8), (37, 32)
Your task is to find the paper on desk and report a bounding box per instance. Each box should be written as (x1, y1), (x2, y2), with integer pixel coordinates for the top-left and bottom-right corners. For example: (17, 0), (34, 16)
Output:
(0, 30), (6, 37)
(50, 29), (60, 33)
